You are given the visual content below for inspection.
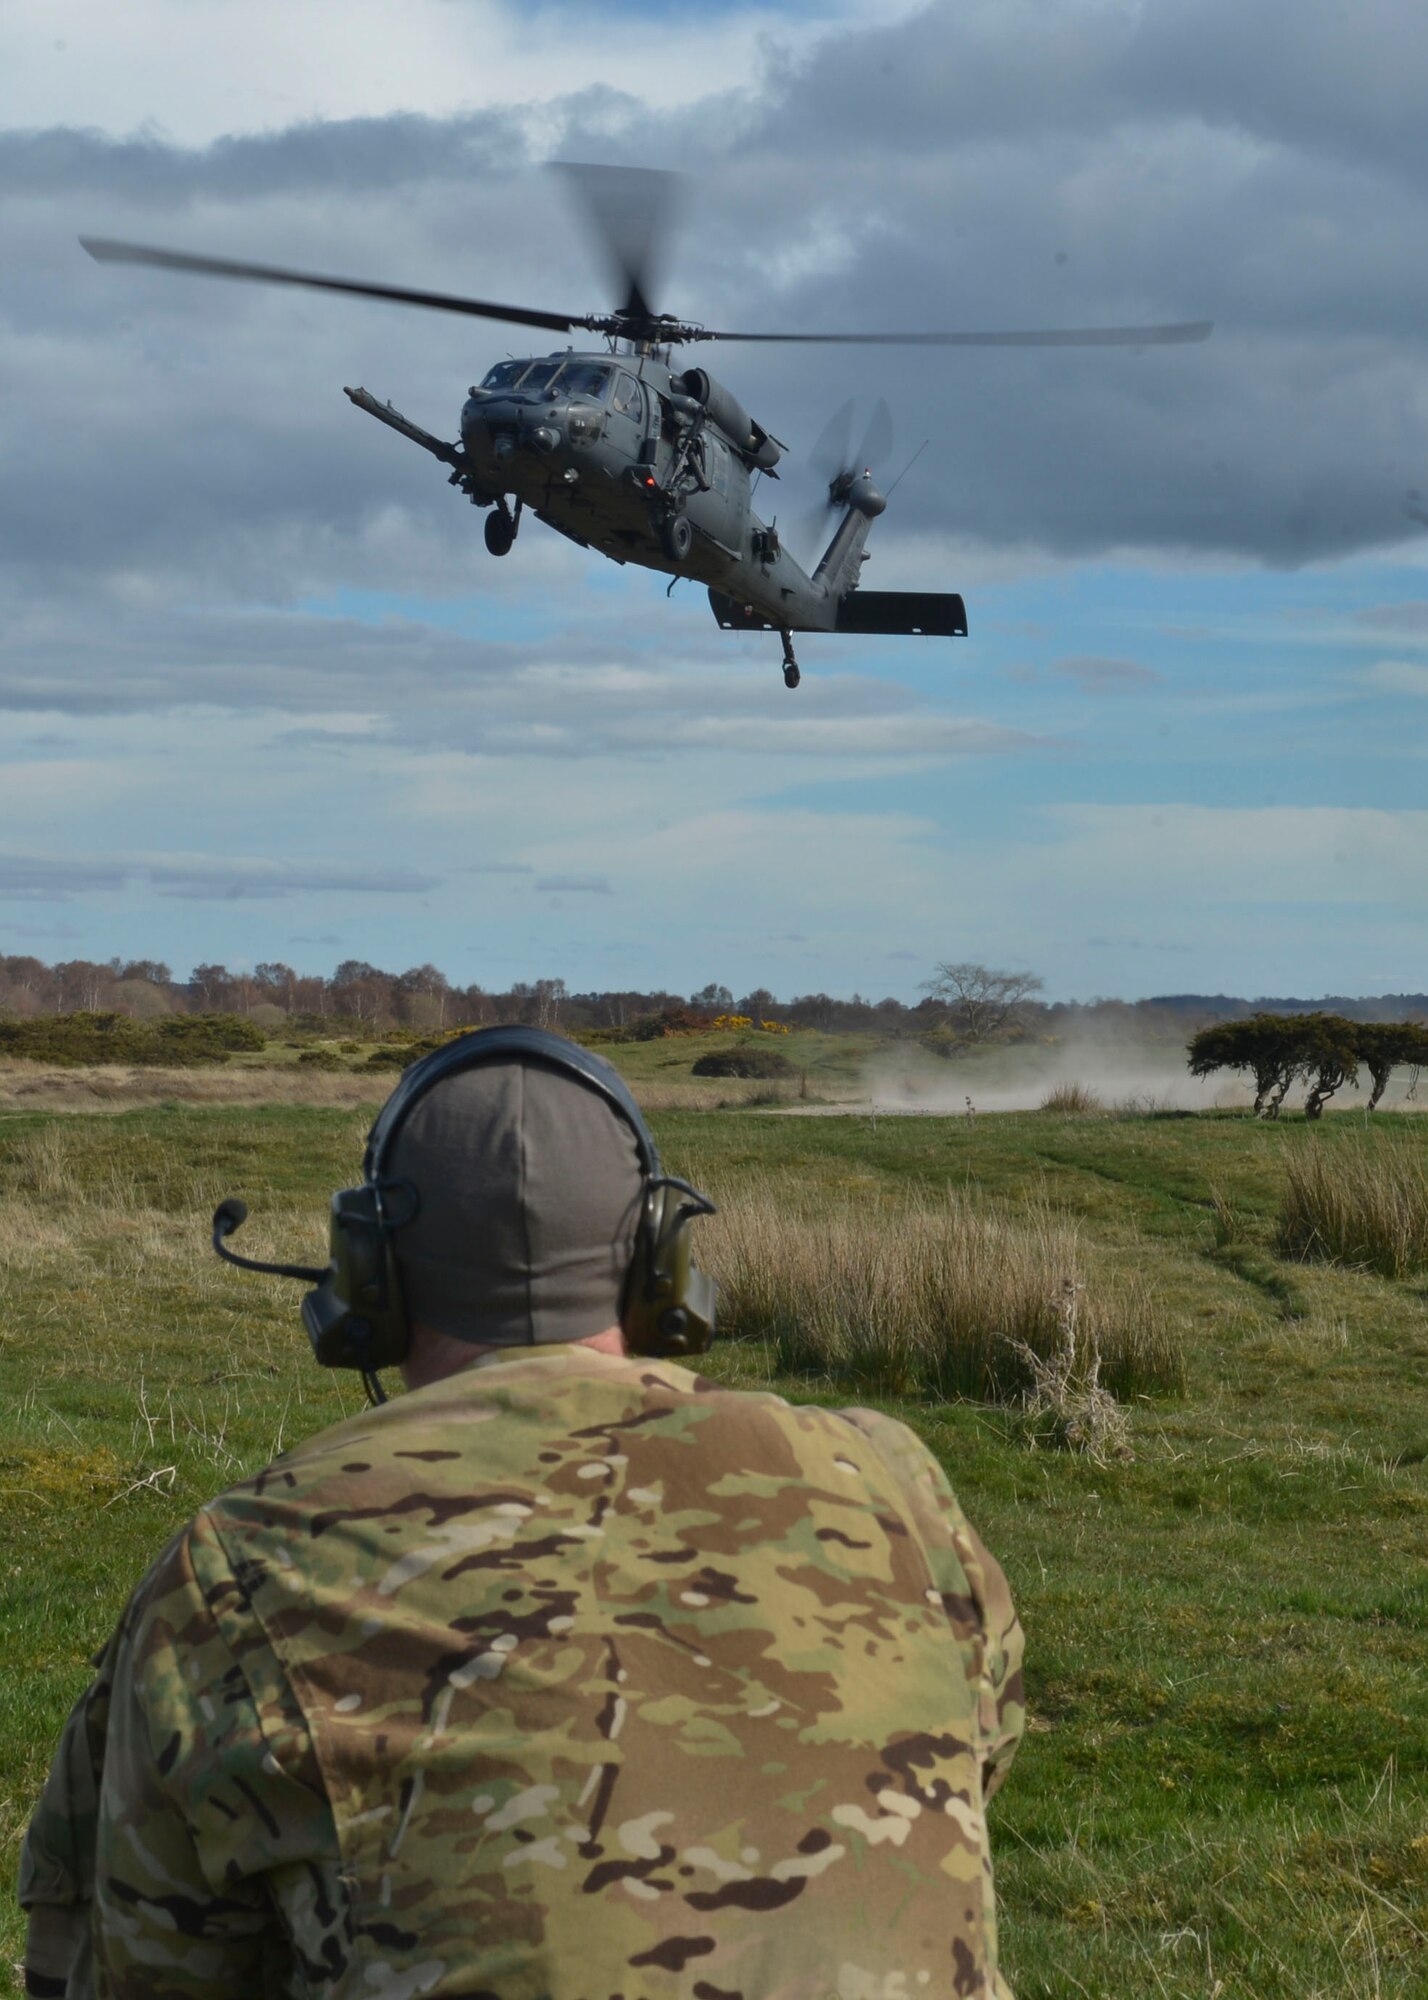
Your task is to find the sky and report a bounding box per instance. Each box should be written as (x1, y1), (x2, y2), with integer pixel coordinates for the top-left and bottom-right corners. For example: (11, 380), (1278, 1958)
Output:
(3, 0), (1427, 1005)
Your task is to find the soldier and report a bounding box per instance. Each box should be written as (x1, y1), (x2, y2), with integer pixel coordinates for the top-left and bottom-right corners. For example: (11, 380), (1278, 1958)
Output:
(21, 1026), (1024, 1999)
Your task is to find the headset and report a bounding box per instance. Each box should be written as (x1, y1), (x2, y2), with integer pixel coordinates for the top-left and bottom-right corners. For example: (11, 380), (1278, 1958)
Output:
(212, 1026), (716, 1402)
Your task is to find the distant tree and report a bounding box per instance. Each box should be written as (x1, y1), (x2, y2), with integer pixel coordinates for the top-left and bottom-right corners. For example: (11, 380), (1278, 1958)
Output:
(1352, 1020), (1428, 1110)
(110, 978), (172, 1021)
(396, 963), (452, 1030)
(787, 991), (836, 1032)
(1188, 1014), (1295, 1116)
(254, 961), (298, 1011)
(1188, 1012), (1361, 1120)
(119, 958), (172, 986)
(331, 960), (391, 1029)
(691, 983), (734, 1013)
(1295, 1014), (1361, 1121)
(738, 988), (778, 1025)
(189, 963), (234, 1011)
(921, 962), (1044, 1045)
(531, 978), (566, 1030)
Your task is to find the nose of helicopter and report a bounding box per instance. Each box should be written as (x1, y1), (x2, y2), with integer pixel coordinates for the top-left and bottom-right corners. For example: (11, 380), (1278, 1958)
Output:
(462, 393), (564, 466)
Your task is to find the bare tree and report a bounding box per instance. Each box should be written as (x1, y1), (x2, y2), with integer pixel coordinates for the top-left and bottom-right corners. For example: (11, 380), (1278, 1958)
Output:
(921, 962), (1044, 1044)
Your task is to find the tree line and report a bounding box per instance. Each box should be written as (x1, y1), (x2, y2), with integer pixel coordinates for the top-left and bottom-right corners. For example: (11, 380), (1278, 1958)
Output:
(2, 952), (1425, 1054)
(1187, 1013), (1428, 1119)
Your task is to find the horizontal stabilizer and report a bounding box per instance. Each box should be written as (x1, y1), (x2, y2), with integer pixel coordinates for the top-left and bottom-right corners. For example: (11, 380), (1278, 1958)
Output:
(709, 587), (967, 638)
(835, 590), (967, 637)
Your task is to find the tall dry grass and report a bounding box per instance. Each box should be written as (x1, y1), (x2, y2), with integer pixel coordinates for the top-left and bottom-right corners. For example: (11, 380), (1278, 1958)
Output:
(0, 1063), (834, 1117)
(1279, 1137), (1428, 1278)
(698, 1172), (1181, 1402)
(0, 1060), (383, 1112)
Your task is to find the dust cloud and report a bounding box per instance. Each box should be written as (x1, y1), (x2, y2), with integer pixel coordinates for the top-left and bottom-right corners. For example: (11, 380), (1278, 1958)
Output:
(799, 1039), (1426, 1117)
(851, 1040), (1236, 1116)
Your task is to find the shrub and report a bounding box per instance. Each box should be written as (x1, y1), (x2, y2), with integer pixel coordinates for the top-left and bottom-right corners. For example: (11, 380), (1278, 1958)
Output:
(692, 1046), (795, 1080)
(296, 1049), (347, 1072)
(153, 1013), (266, 1061)
(0, 1010), (261, 1068)
(1279, 1138), (1428, 1278)
(618, 1008), (717, 1041)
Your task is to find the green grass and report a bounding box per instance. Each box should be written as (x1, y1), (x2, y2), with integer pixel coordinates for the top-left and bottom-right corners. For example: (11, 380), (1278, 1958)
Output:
(3, 1096), (1428, 1995)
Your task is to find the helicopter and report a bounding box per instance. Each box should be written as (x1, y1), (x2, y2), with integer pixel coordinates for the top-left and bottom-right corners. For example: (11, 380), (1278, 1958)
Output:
(82, 164), (1212, 690)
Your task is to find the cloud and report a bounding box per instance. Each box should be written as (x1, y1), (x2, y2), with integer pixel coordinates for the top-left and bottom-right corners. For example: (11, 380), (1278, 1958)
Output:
(0, 851), (441, 902)
(1354, 602), (1428, 635)
(0, 921), (84, 941)
(535, 875), (613, 894)
(0, 2), (879, 151)
(1360, 660), (1428, 696)
(1053, 655), (1159, 693)
(1008, 805), (1428, 910)
(1085, 935), (1194, 953)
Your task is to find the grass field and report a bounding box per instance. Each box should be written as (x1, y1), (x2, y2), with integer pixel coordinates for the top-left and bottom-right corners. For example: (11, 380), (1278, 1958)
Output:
(2, 1059), (1427, 1996)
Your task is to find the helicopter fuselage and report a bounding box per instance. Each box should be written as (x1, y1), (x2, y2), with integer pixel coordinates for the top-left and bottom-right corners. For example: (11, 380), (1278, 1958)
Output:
(454, 347), (854, 629)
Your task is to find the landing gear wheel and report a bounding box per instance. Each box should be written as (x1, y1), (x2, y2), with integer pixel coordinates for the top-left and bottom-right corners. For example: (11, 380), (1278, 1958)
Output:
(662, 513), (693, 563)
(484, 508), (515, 557)
(783, 663), (801, 689)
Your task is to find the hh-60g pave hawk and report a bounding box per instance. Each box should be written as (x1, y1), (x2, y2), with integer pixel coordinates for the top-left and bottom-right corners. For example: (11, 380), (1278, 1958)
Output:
(82, 164), (1212, 690)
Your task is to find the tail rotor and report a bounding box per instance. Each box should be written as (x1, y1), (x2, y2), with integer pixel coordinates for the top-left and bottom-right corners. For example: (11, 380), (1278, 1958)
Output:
(796, 398), (893, 563)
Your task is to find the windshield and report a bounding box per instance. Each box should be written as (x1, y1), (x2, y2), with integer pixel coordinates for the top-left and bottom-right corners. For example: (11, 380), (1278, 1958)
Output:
(478, 359), (528, 392)
(562, 362), (611, 401)
(513, 360), (563, 396)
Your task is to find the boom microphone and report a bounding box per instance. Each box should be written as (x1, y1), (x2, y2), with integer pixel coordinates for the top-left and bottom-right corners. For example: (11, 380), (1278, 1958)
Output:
(211, 1199), (328, 1283)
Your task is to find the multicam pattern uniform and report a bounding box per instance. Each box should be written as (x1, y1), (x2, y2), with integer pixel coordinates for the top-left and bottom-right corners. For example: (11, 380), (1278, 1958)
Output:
(22, 1346), (1025, 2000)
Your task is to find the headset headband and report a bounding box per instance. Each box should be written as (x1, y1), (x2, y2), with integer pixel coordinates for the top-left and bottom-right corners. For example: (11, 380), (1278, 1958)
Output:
(363, 1025), (662, 1185)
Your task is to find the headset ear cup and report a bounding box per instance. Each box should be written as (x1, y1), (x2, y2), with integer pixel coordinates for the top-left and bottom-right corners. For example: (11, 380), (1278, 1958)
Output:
(302, 1186), (411, 1370)
(621, 1185), (715, 1360)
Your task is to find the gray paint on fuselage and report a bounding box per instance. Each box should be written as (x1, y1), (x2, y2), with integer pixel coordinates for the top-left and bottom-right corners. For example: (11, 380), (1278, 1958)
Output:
(457, 348), (856, 630)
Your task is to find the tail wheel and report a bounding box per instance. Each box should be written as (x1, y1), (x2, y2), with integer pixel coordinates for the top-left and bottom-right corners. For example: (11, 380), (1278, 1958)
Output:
(662, 513), (693, 563)
(484, 509), (515, 557)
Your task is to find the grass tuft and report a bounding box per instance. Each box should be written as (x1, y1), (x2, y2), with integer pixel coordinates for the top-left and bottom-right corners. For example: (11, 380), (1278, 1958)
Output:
(1279, 1137), (1428, 1278)
(1040, 1082), (1104, 1116)
(700, 1173), (1181, 1403)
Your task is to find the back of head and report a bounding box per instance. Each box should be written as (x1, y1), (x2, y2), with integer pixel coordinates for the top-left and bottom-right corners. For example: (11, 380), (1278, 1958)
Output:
(383, 1046), (646, 1348)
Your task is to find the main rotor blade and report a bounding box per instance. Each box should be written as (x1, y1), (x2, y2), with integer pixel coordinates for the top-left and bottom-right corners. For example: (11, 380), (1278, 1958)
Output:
(692, 320), (1214, 347)
(80, 238), (583, 336)
(549, 161), (685, 326)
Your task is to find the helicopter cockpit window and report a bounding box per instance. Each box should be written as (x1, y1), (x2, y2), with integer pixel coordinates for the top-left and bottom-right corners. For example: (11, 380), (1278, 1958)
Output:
(563, 362), (611, 401)
(611, 373), (645, 421)
(515, 359), (563, 396)
(479, 359), (527, 392)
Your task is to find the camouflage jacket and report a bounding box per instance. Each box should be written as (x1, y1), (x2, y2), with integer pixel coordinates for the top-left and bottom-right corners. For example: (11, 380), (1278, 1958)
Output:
(21, 1346), (1025, 2000)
